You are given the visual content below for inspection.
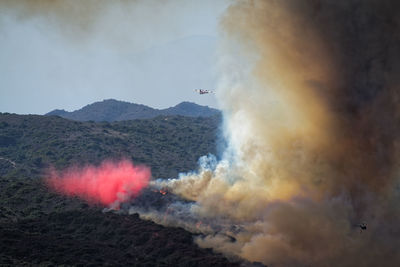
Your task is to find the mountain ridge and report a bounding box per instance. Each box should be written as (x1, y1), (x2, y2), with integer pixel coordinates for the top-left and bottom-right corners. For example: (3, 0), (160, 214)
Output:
(0, 112), (242, 266)
(46, 99), (219, 122)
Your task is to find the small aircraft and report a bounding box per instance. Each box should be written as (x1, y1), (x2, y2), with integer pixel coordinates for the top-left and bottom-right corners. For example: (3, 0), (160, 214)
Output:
(194, 89), (213, 95)
(358, 223), (367, 233)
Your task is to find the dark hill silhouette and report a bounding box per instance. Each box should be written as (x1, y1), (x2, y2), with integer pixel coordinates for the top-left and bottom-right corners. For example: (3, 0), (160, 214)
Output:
(0, 113), (243, 266)
(46, 99), (219, 122)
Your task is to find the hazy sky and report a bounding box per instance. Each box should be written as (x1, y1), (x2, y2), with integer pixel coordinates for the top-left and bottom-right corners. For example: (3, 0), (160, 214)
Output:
(0, 0), (229, 114)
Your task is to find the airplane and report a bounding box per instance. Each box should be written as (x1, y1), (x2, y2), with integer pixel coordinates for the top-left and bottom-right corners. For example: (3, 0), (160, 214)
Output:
(358, 223), (367, 233)
(194, 89), (213, 95)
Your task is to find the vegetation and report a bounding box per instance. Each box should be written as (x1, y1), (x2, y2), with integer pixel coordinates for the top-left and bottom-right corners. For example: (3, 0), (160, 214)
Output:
(0, 113), (239, 266)
(0, 113), (220, 178)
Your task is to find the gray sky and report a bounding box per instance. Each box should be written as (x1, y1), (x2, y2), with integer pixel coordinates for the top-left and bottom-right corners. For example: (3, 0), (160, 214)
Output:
(0, 0), (229, 114)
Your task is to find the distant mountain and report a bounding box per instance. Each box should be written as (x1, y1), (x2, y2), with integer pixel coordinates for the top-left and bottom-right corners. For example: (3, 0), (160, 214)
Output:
(46, 99), (219, 122)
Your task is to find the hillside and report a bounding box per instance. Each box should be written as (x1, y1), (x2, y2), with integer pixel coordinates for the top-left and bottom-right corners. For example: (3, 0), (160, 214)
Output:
(46, 99), (220, 122)
(0, 113), (221, 179)
(0, 113), (243, 266)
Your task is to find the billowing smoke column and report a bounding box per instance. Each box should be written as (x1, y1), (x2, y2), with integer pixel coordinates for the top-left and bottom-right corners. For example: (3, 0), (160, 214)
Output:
(46, 160), (150, 208)
(145, 1), (400, 266)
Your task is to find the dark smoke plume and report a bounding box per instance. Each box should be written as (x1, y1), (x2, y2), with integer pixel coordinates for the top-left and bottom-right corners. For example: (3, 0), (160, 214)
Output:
(143, 1), (400, 266)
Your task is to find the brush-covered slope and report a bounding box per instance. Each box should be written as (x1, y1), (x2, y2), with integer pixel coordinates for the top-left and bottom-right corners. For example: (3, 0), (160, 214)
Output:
(0, 113), (221, 178)
(0, 113), (241, 266)
(46, 99), (220, 122)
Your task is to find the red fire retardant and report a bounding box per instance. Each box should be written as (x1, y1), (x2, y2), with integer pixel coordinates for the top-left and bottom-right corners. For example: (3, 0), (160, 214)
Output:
(46, 160), (150, 206)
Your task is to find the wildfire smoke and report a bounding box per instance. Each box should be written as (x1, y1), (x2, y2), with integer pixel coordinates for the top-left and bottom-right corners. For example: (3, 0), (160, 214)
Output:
(148, 1), (400, 266)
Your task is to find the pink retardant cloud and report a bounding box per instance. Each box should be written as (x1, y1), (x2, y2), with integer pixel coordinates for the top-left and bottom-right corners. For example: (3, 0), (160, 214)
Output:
(46, 160), (150, 207)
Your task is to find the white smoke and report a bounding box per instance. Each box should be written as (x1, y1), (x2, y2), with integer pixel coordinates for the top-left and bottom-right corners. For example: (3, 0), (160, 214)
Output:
(130, 1), (400, 266)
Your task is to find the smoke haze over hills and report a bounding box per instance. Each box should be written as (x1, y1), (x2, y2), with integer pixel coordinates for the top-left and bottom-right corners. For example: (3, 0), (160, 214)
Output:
(0, 0), (227, 114)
